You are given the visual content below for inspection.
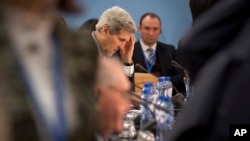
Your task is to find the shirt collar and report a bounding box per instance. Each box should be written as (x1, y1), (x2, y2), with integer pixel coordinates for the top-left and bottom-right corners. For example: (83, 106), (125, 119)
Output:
(140, 39), (157, 53)
(91, 31), (103, 56)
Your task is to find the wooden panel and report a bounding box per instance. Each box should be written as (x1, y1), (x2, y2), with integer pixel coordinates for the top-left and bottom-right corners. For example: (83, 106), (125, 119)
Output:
(134, 73), (158, 94)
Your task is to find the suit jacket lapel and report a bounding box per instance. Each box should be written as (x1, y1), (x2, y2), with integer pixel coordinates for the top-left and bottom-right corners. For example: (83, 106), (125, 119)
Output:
(133, 42), (147, 70)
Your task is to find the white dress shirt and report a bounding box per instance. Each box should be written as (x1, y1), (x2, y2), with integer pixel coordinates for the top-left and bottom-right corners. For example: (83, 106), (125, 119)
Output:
(140, 39), (157, 60)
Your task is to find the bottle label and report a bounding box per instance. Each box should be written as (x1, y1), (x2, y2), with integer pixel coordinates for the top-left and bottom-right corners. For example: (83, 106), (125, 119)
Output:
(156, 110), (168, 123)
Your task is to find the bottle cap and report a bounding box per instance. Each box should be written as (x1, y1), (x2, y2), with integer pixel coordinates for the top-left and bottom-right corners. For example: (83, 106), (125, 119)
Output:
(144, 82), (153, 87)
(164, 76), (170, 81)
(142, 87), (150, 95)
(158, 77), (165, 82)
(158, 95), (170, 102)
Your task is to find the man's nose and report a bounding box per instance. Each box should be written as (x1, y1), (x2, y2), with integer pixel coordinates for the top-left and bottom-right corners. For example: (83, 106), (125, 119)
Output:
(148, 30), (154, 35)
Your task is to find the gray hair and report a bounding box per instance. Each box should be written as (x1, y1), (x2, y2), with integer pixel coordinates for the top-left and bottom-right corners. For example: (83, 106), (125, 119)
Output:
(96, 6), (136, 34)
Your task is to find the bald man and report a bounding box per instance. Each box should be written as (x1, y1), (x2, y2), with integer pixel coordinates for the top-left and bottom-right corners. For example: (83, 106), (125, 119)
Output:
(95, 57), (131, 139)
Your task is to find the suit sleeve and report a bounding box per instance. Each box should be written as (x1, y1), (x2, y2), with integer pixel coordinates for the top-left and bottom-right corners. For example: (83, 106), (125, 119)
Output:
(169, 46), (186, 96)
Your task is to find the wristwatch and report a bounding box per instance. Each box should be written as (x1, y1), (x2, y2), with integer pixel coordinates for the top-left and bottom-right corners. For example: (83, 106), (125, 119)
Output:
(123, 61), (134, 66)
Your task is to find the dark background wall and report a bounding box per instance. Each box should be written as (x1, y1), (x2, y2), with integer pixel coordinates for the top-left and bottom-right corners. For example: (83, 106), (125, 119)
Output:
(62, 0), (192, 47)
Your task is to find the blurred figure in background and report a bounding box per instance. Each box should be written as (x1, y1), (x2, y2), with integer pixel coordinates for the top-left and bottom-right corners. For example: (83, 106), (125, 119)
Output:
(132, 12), (186, 96)
(79, 18), (98, 33)
(94, 57), (131, 140)
(0, 0), (98, 141)
(167, 0), (250, 140)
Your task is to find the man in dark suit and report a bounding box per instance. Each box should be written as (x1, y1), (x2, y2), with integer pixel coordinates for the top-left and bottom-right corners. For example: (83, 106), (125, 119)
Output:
(132, 12), (186, 96)
(85, 6), (137, 84)
(166, 0), (250, 140)
(0, 0), (98, 140)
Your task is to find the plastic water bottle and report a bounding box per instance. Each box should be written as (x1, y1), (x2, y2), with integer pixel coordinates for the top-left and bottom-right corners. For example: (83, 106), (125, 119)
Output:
(143, 82), (158, 105)
(155, 95), (174, 141)
(164, 76), (173, 97)
(140, 87), (153, 129)
(156, 77), (165, 96)
(142, 82), (154, 94)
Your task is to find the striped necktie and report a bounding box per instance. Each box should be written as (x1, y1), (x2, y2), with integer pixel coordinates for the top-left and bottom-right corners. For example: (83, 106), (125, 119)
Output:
(146, 48), (155, 66)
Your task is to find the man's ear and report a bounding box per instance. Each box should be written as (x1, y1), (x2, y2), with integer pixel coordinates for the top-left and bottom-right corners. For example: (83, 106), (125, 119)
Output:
(101, 25), (109, 34)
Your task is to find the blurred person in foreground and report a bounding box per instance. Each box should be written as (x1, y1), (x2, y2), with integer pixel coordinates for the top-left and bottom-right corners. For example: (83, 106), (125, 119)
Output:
(80, 6), (137, 79)
(166, 0), (250, 140)
(95, 57), (131, 140)
(0, 0), (98, 141)
(132, 12), (186, 97)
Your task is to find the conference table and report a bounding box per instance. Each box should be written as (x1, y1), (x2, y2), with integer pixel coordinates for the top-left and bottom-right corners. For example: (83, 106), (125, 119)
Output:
(120, 72), (187, 140)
